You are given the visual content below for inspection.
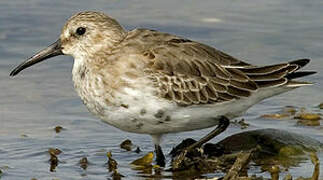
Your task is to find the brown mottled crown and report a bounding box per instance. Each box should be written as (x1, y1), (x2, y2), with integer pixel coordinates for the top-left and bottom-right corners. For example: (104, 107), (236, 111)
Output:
(60, 11), (127, 56)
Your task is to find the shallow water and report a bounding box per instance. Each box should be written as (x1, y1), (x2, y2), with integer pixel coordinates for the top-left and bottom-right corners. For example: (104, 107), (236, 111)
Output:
(0, 0), (322, 179)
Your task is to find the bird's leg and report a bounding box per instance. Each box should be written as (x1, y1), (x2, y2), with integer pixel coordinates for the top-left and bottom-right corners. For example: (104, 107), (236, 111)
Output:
(155, 144), (166, 167)
(151, 134), (166, 167)
(172, 116), (230, 170)
(186, 116), (230, 151)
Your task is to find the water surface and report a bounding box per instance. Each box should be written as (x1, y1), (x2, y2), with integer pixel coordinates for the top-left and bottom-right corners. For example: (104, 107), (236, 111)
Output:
(0, 0), (322, 179)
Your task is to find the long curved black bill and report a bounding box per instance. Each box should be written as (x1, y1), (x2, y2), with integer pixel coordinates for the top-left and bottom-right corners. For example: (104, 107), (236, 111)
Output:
(10, 39), (63, 76)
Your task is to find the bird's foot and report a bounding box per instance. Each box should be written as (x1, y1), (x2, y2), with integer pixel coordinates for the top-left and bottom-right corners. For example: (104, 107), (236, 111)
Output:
(171, 116), (230, 170)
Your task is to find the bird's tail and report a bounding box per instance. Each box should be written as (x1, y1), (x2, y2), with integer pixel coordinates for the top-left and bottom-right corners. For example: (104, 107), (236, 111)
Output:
(238, 59), (316, 88)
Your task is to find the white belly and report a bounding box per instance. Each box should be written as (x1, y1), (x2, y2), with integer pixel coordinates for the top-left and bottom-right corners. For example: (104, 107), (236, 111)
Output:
(96, 85), (290, 134)
(96, 87), (249, 134)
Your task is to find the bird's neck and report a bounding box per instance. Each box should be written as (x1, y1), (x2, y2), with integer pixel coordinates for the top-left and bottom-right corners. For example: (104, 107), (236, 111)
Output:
(71, 55), (131, 107)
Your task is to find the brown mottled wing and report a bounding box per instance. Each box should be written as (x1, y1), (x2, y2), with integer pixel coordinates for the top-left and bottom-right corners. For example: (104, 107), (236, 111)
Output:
(137, 30), (258, 106)
(133, 30), (313, 106)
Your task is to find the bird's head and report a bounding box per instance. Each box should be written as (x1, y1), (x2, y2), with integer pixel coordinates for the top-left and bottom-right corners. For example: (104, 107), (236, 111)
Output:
(10, 11), (126, 76)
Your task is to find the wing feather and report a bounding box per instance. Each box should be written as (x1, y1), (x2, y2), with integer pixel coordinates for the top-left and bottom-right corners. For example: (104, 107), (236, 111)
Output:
(121, 29), (314, 106)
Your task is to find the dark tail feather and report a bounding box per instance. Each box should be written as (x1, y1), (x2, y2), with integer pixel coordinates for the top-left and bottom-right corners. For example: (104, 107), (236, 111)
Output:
(286, 59), (316, 79)
(286, 71), (317, 79)
(288, 59), (310, 69)
(239, 58), (316, 88)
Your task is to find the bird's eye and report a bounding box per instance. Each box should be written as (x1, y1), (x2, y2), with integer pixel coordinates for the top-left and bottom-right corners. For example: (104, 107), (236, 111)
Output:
(76, 27), (86, 36)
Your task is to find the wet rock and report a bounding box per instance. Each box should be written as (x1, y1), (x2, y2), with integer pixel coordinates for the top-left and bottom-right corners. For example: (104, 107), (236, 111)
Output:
(170, 128), (322, 178)
(211, 129), (322, 170)
(215, 129), (322, 156)
(79, 157), (88, 170)
(120, 139), (133, 151)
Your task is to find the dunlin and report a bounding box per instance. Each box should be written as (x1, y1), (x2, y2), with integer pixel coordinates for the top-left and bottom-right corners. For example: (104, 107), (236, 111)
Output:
(10, 11), (316, 166)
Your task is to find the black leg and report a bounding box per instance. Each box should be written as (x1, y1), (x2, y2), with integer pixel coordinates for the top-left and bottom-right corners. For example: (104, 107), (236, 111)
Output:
(155, 144), (166, 167)
(186, 116), (229, 151)
(172, 116), (230, 170)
